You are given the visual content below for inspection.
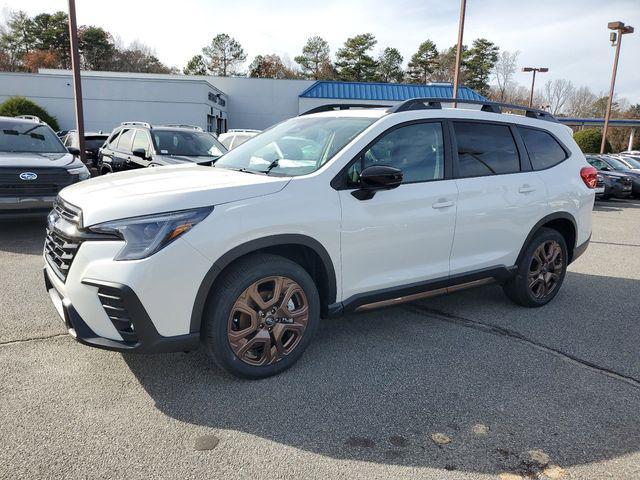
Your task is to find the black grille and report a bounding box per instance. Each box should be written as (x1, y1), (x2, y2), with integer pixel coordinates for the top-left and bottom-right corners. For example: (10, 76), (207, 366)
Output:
(97, 289), (137, 343)
(44, 198), (83, 282)
(0, 168), (76, 197)
(44, 228), (81, 282)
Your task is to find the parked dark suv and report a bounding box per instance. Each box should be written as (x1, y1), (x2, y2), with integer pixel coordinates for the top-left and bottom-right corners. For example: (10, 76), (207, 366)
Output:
(97, 122), (227, 175)
(61, 131), (109, 167)
(0, 116), (90, 219)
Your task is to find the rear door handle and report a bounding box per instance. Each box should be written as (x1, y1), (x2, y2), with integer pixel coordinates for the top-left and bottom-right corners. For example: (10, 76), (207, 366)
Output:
(518, 185), (536, 193)
(432, 200), (455, 209)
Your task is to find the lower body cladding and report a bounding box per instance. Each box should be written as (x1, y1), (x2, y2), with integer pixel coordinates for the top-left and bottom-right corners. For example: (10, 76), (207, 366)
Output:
(43, 237), (211, 353)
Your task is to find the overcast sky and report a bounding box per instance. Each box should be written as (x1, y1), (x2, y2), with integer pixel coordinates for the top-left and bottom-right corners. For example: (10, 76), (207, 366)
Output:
(3, 0), (639, 103)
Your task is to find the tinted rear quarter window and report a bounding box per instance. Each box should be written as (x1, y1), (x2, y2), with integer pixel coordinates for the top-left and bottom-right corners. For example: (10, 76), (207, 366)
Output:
(520, 127), (567, 170)
(454, 122), (519, 177)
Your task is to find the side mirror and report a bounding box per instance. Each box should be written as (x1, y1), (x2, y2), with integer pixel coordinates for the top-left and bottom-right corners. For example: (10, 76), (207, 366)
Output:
(132, 148), (148, 159)
(67, 146), (80, 156)
(352, 165), (403, 200)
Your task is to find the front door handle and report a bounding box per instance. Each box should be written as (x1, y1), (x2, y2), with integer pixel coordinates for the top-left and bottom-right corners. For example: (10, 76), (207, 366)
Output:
(432, 200), (455, 209)
(518, 185), (536, 193)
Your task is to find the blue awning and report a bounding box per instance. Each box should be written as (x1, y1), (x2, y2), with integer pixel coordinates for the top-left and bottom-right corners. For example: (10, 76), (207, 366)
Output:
(299, 80), (486, 101)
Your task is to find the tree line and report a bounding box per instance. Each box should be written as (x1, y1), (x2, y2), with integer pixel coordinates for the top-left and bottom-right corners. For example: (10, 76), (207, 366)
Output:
(0, 10), (175, 74)
(183, 33), (501, 97)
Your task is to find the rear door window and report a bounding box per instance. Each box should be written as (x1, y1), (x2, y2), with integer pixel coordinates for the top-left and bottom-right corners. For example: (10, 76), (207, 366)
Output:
(116, 129), (135, 152)
(519, 127), (567, 170)
(453, 122), (520, 177)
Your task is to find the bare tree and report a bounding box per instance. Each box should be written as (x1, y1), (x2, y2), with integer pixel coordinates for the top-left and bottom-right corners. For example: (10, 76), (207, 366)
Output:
(492, 50), (519, 102)
(566, 85), (597, 117)
(539, 79), (575, 115)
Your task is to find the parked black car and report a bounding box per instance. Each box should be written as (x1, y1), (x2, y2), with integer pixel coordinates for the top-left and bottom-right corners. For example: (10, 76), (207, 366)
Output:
(0, 116), (90, 219)
(61, 130), (109, 167)
(97, 122), (227, 175)
(586, 155), (640, 198)
(596, 170), (633, 199)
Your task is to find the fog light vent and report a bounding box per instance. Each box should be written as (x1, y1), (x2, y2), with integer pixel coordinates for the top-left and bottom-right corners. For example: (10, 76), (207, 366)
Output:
(97, 289), (138, 343)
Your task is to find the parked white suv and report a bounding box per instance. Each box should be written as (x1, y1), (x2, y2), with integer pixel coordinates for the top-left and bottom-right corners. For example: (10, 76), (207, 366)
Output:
(44, 98), (596, 378)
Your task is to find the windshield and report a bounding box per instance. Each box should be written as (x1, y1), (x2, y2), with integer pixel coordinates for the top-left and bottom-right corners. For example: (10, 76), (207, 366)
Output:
(621, 156), (640, 169)
(0, 120), (67, 153)
(85, 136), (108, 150)
(604, 156), (631, 170)
(152, 130), (225, 157)
(214, 116), (376, 176)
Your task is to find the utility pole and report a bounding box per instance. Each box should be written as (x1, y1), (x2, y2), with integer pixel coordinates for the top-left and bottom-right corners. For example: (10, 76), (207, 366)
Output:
(601, 21), (634, 154)
(67, 0), (86, 163)
(522, 67), (548, 108)
(452, 0), (466, 106)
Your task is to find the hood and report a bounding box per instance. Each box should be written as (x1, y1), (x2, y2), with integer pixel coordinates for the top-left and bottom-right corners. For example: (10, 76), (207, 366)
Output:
(0, 151), (75, 168)
(59, 164), (290, 226)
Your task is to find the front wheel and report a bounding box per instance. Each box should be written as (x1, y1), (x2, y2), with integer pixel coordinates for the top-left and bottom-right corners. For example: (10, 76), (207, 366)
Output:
(503, 228), (568, 307)
(201, 253), (320, 379)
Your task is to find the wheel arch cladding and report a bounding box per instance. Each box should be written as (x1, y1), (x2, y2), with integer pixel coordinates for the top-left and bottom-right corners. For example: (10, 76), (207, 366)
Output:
(189, 235), (337, 333)
(517, 212), (577, 266)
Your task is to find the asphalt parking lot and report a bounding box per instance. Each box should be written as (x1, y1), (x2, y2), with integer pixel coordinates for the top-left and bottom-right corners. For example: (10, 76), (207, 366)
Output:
(1, 199), (639, 480)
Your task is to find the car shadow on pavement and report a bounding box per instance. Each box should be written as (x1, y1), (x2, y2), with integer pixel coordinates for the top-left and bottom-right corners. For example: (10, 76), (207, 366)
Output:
(0, 219), (47, 255)
(594, 198), (640, 211)
(124, 271), (640, 476)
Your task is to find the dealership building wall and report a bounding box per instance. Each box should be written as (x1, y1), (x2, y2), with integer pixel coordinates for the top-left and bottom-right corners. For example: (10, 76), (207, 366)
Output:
(0, 70), (228, 133)
(0, 70), (487, 134)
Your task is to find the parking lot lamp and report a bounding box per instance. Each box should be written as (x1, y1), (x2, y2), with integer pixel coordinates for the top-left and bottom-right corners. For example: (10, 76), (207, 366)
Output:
(452, 0), (466, 107)
(522, 67), (548, 108)
(67, 0), (86, 163)
(601, 21), (634, 154)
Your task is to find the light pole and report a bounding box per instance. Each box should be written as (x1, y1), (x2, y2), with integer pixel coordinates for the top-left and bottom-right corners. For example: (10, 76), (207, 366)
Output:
(601, 21), (634, 154)
(522, 67), (548, 108)
(67, 0), (86, 163)
(451, 0), (466, 106)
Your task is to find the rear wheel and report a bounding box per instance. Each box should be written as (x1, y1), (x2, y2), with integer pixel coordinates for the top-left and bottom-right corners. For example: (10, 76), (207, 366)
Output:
(503, 228), (568, 307)
(202, 253), (320, 379)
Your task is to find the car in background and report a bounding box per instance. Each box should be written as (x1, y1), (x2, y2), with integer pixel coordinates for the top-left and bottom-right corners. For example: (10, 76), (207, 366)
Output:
(595, 170), (633, 199)
(218, 129), (261, 150)
(0, 115), (90, 219)
(61, 131), (109, 168)
(97, 122), (227, 175)
(586, 154), (640, 198)
(619, 154), (640, 170)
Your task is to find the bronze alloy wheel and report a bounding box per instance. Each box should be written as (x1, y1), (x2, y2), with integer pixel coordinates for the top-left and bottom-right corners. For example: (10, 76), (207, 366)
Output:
(227, 276), (309, 366)
(528, 240), (564, 299)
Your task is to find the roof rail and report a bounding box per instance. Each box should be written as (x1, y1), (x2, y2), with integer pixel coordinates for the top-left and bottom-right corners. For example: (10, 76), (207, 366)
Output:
(387, 97), (558, 122)
(300, 103), (391, 116)
(164, 124), (204, 131)
(120, 121), (152, 129)
(16, 114), (42, 123)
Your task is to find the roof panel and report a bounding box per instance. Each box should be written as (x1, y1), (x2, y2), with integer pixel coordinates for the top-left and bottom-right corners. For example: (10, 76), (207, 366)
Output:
(299, 80), (486, 101)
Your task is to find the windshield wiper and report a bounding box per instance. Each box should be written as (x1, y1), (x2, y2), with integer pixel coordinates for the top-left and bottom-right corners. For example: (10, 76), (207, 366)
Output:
(261, 159), (279, 174)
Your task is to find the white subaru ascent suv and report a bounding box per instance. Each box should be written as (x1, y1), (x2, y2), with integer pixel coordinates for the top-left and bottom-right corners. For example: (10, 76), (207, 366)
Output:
(44, 98), (596, 378)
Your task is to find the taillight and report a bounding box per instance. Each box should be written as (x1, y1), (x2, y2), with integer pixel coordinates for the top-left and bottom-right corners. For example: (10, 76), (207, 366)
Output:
(580, 166), (598, 189)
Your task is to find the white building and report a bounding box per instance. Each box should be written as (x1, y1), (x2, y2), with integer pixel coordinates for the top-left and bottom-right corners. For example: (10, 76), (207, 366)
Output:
(0, 69), (485, 134)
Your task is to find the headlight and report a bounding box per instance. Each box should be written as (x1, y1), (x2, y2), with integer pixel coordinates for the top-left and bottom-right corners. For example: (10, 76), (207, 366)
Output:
(68, 165), (91, 181)
(90, 206), (213, 260)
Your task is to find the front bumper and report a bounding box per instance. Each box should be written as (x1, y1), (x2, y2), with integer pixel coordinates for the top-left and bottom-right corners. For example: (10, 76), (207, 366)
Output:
(0, 196), (55, 218)
(44, 267), (199, 353)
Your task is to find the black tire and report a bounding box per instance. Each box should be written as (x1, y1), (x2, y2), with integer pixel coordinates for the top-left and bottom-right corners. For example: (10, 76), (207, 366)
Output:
(600, 194), (611, 200)
(502, 227), (568, 308)
(201, 253), (320, 379)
